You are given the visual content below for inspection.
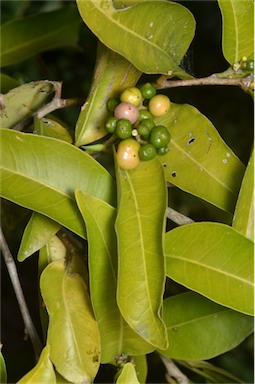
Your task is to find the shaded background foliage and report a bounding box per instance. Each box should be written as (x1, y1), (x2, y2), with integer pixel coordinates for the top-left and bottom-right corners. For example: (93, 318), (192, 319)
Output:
(1, 0), (253, 383)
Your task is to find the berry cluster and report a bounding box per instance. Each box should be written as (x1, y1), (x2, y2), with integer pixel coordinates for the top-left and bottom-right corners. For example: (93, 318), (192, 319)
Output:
(105, 83), (171, 170)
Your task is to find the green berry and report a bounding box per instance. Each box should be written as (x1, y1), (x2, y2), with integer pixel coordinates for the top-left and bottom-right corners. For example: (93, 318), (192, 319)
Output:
(120, 87), (142, 107)
(246, 59), (254, 72)
(137, 119), (155, 139)
(105, 116), (118, 133)
(114, 102), (139, 124)
(139, 143), (157, 161)
(107, 97), (120, 112)
(116, 119), (132, 139)
(149, 94), (171, 116)
(150, 125), (171, 149)
(140, 82), (157, 99)
(116, 138), (141, 170)
(137, 124), (151, 139)
(157, 146), (169, 156)
(138, 109), (153, 121)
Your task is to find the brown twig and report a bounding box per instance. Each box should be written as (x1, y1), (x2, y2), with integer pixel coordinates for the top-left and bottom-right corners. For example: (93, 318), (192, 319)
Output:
(154, 73), (254, 93)
(0, 227), (42, 360)
(160, 355), (190, 384)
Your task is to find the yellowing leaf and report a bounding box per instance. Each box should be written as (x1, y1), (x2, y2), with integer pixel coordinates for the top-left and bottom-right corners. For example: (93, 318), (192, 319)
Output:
(17, 346), (56, 383)
(116, 362), (140, 384)
(40, 259), (100, 383)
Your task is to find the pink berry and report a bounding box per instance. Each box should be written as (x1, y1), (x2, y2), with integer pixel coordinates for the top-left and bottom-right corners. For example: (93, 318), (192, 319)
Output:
(114, 102), (139, 125)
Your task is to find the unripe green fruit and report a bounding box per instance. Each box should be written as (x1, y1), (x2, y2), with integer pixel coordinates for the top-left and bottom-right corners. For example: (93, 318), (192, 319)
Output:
(120, 87), (142, 107)
(138, 109), (153, 121)
(116, 138), (141, 170)
(246, 59), (254, 72)
(107, 97), (120, 112)
(140, 82), (157, 99)
(139, 143), (157, 161)
(137, 119), (155, 139)
(150, 125), (171, 149)
(148, 94), (171, 116)
(116, 119), (132, 139)
(105, 116), (118, 133)
(114, 102), (139, 124)
(157, 146), (169, 156)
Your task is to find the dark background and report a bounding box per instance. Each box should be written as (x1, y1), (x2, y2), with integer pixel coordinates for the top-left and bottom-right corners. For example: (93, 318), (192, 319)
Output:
(1, 1), (253, 383)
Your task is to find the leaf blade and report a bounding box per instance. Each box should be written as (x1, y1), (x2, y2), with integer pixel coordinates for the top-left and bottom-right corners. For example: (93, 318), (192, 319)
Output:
(115, 157), (168, 349)
(165, 222), (254, 315)
(232, 149), (254, 241)
(0, 129), (116, 238)
(40, 259), (100, 383)
(75, 190), (154, 362)
(0, 5), (81, 67)
(155, 103), (245, 212)
(218, 0), (254, 64)
(76, 0), (195, 75)
(158, 292), (254, 360)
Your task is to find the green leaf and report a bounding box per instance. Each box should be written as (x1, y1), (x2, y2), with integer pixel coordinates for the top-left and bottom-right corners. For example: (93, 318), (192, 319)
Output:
(232, 148), (254, 241)
(0, 81), (55, 129)
(218, 0), (254, 65)
(75, 190), (154, 363)
(116, 363), (140, 384)
(0, 351), (7, 384)
(165, 222), (254, 315)
(158, 292), (254, 360)
(115, 157), (168, 349)
(75, 43), (142, 147)
(131, 355), (148, 383)
(0, 4), (81, 67)
(40, 259), (100, 383)
(34, 116), (73, 143)
(76, 0), (195, 75)
(0, 129), (116, 238)
(17, 346), (56, 384)
(155, 102), (245, 212)
(0, 73), (20, 93)
(18, 213), (61, 261)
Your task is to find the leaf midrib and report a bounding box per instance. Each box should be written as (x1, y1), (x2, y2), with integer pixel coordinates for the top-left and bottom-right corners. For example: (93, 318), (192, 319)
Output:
(167, 253), (253, 286)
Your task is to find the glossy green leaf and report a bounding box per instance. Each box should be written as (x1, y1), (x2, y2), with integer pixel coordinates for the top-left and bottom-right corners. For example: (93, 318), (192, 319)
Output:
(40, 259), (100, 383)
(0, 5), (81, 67)
(75, 190), (154, 362)
(17, 346), (56, 383)
(75, 43), (141, 147)
(165, 222), (254, 315)
(155, 103), (245, 212)
(0, 129), (116, 239)
(0, 81), (55, 129)
(0, 73), (20, 93)
(18, 213), (61, 261)
(233, 148), (254, 241)
(132, 355), (148, 383)
(115, 157), (168, 349)
(218, 0), (254, 64)
(158, 292), (254, 360)
(76, 0), (195, 75)
(34, 116), (73, 143)
(116, 363), (140, 384)
(0, 351), (7, 384)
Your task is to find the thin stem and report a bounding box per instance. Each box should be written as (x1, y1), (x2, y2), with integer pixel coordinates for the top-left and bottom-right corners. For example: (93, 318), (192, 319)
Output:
(154, 73), (254, 93)
(36, 97), (82, 119)
(0, 227), (42, 360)
(166, 207), (194, 226)
(160, 355), (189, 384)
